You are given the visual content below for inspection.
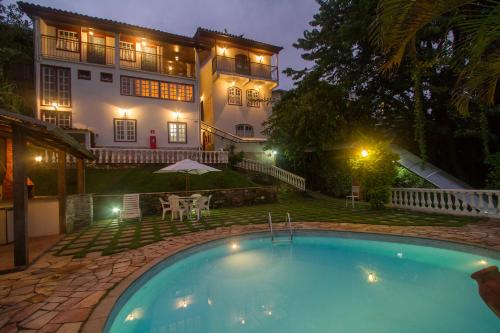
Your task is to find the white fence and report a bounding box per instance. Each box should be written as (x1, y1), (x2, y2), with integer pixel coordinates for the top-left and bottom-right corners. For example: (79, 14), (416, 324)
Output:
(390, 188), (500, 218)
(237, 158), (306, 191)
(41, 148), (228, 165)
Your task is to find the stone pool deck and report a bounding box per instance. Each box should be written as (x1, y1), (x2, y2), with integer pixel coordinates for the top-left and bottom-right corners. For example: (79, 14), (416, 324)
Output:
(0, 220), (499, 333)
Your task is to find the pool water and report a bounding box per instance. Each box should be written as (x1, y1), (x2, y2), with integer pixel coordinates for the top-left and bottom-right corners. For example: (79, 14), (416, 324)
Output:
(106, 234), (500, 333)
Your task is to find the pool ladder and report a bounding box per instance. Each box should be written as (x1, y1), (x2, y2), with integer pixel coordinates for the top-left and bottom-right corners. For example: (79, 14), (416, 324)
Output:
(268, 212), (294, 242)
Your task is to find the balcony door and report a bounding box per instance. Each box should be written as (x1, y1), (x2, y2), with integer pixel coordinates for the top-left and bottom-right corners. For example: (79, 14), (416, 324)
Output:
(142, 45), (157, 72)
(235, 54), (250, 75)
(87, 35), (106, 64)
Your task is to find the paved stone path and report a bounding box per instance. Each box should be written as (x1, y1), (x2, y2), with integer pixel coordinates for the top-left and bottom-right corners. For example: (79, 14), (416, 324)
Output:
(0, 220), (499, 333)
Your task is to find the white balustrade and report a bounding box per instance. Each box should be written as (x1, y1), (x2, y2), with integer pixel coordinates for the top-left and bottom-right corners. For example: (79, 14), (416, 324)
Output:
(390, 188), (500, 217)
(237, 158), (306, 191)
(40, 148), (229, 165)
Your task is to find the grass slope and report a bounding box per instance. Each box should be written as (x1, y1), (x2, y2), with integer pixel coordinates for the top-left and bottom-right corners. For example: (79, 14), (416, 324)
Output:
(28, 166), (259, 195)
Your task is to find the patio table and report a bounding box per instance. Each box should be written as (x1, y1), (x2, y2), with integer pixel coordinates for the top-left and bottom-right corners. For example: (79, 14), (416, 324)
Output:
(177, 196), (201, 221)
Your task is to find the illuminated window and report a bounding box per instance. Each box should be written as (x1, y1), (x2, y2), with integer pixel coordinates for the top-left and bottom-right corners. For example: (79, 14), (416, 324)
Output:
(56, 29), (79, 52)
(246, 89), (260, 107)
(119, 41), (135, 61)
(41, 110), (72, 129)
(120, 76), (194, 102)
(41, 65), (71, 107)
(160, 82), (169, 99)
(235, 124), (254, 137)
(228, 86), (242, 105)
(151, 81), (159, 98)
(168, 122), (187, 143)
(169, 83), (177, 100)
(114, 119), (136, 142)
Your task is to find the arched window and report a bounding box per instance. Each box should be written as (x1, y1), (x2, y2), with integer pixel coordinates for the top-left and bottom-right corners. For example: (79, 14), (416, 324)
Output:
(235, 54), (250, 75)
(227, 86), (242, 105)
(246, 89), (260, 107)
(235, 124), (254, 137)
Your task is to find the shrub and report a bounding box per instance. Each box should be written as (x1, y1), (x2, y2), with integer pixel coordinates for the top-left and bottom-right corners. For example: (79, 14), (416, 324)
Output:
(349, 141), (399, 209)
(227, 144), (244, 169)
(485, 153), (500, 189)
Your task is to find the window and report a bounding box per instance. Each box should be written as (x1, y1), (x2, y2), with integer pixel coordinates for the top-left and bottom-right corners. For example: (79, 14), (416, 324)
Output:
(41, 110), (72, 129)
(78, 70), (91, 80)
(41, 65), (71, 107)
(235, 124), (254, 137)
(168, 122), (187, 143)
(119, 41), (136, 61)
(114, 119), (136, 142)
(56, 29), (79, 52)
(100, 72), (113, 82)
(246, 89), (260, 107)
(228, 86), (242, 105)
(120, 76), (194, 102)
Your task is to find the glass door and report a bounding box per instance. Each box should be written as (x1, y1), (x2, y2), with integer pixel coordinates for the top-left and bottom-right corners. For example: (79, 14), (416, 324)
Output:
(87, 35), (106, 64)
(141, 45), (158, 72)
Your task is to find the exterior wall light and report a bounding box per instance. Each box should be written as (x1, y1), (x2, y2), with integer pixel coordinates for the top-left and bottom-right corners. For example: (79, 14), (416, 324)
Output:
(34, 155), (42, 162)
(361, 149), (369, 158)
(52, 102), (58, 111)
(174, 111), (180, 120)
(220, 47), (227, 55)
(112, 207), (120, 214)
(141, 38), (146, 46)
(257, 55), (263, 63)
(88, 30), (94, 36)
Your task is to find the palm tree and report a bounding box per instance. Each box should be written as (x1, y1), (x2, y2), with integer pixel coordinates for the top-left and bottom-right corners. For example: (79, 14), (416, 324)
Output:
(370, 0), (499, 157)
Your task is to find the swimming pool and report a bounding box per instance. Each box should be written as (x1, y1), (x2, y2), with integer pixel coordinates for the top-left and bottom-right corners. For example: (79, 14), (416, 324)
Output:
(105, 232), (500, 333)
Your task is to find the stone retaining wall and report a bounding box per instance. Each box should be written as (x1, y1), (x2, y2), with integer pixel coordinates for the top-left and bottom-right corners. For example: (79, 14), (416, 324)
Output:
(65, 194), (93, 233)
(93, 186), (277, 220)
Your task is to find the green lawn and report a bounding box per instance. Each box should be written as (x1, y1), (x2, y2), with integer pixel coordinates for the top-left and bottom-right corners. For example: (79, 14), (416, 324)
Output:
(51, 192), (478, 258)
(28, 166), (262, 195)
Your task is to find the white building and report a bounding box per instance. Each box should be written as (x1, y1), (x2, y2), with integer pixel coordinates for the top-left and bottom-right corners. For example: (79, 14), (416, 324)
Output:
(20, 2), (282, 162)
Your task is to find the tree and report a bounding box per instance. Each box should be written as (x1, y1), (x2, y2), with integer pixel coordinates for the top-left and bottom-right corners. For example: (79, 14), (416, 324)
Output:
(370, 0), (499, 114)
(349, 141), (399, 209)
(0, 0), (33, 115)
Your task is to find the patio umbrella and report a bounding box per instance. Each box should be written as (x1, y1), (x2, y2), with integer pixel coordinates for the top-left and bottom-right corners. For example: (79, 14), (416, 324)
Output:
(154, 159), (221, 192)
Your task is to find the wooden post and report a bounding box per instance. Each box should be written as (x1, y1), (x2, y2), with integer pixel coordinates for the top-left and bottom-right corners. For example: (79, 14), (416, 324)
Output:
(58, 150), (66, 234)
(76, 158), (85, 194)
(12, 126), (28, 267)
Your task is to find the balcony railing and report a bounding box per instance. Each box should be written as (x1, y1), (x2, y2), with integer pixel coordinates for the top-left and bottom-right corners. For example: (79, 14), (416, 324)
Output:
(212, 55), (278, 81)
(40, 35), (115, 65)
(120, 49), (195, 78)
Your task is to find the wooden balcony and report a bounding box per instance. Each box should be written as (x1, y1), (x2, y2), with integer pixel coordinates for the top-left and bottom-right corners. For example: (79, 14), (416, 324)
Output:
(212, 55), (278, 82)
(40, 35), (115, 65)
(119, 48), (195, 78)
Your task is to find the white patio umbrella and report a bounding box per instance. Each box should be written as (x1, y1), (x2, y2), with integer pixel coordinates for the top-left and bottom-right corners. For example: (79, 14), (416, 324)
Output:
(154, 159), (221, 192)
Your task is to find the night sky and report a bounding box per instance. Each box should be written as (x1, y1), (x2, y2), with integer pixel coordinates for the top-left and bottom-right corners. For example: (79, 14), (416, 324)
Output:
(11, 0), (319, 90)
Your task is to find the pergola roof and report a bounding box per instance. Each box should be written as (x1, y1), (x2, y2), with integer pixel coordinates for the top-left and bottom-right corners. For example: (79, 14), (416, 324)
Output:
(0, 109), (95, 160)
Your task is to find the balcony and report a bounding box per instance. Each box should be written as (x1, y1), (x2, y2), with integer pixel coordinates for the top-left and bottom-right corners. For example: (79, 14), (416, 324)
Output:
(119, 48), (195, 78)
(212, 55), (278, 82)
(40, 35), (115, 65)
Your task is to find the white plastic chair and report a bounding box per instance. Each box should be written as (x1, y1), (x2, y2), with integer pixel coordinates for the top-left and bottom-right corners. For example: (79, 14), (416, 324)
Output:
(120, 193), (142, 222)
(159, 197), (171, 220)
(168, 195), (189, 222)
(346, 186), (360, 208)
(193, 196), (210, 220)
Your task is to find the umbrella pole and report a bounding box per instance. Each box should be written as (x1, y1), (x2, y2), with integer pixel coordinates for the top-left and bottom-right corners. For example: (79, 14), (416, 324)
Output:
(185, 173), (188, 194)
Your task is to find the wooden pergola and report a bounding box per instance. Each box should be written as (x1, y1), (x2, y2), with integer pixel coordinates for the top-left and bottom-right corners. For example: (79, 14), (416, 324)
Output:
(0, 109), (94, 267)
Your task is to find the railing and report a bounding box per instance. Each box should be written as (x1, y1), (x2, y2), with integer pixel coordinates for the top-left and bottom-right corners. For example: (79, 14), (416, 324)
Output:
(40, 35), (115, 65)
(120, 49), (195, 78)
(212, 55), (278, 81)
(237, 158), (305, 191)
(390, 188), (500, 217)
(41, 148), (228, 165)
